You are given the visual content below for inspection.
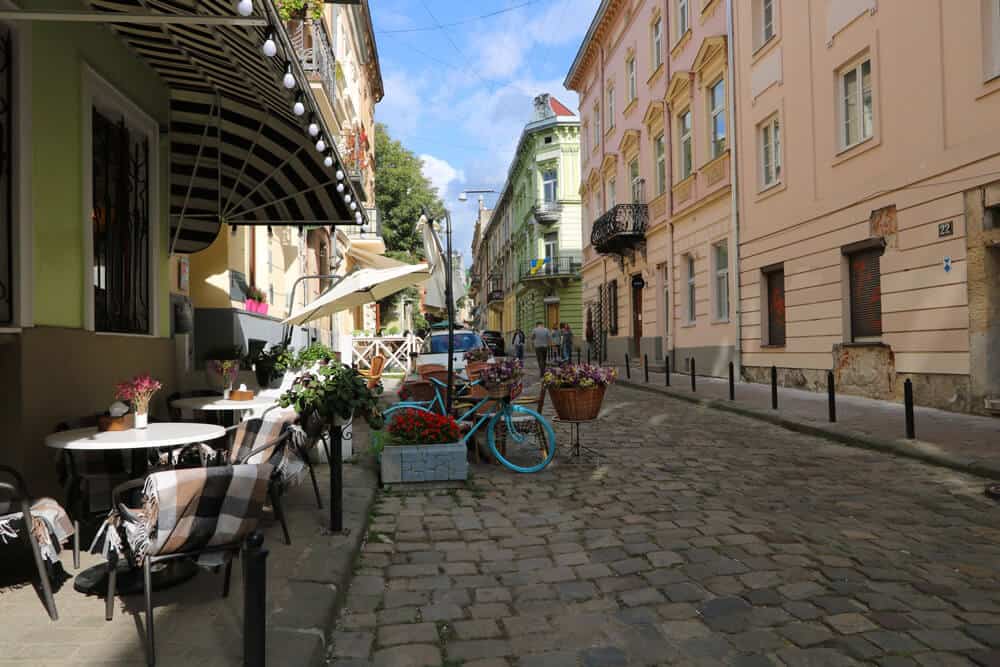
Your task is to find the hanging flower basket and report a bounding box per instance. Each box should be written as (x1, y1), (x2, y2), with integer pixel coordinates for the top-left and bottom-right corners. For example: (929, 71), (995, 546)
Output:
(542, 363), (617, 421)
(486, 381), (512, 399)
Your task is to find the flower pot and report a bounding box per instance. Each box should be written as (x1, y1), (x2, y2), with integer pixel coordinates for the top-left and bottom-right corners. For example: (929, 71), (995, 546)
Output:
(548, 385), (607, 421)
(485, 382), (511, 399)
(134, 411), (148, 429)
(380, 442), (468, 484)
(257, 302), (268, 316)
(245, 299), (257, 312)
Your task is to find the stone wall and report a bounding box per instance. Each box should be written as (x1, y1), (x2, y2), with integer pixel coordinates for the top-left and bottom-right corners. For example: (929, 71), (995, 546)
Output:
(380, 443), (468, 484)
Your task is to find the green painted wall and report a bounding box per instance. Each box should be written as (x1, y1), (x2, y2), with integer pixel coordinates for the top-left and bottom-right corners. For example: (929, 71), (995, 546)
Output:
(28, 18), (171, 335)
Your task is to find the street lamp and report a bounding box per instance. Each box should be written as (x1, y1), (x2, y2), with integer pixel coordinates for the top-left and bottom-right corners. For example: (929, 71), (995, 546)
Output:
(458, 188), (498, 203)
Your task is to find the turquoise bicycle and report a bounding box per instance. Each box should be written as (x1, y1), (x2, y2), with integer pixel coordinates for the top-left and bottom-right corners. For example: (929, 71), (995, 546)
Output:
(385, 376), (556, 473)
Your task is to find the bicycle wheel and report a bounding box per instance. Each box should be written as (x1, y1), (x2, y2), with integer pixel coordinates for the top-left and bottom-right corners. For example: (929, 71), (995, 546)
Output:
(382, 403), (435, 431)
(486, 404), (556, 473)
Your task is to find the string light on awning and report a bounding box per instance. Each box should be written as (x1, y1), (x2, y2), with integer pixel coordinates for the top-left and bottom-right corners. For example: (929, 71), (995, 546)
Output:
(282, 64), (295, 89)
(308, 121), (320, 137)
(324, 154), (334, 168)
(315, 138), (326, 152)
(262, 32), (277, 57)
(292, 96), (305, 116)
(236, 0), (253, 17)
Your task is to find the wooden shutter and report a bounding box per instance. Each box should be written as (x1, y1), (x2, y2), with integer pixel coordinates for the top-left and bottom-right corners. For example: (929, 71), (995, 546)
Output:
(849, 248), (882, 339)
(766, 269), (785, 346)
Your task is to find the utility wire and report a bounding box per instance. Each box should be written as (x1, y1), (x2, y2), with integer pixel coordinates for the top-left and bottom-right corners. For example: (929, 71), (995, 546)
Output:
(418, 0), (501, 92)
(376, 0), (542, 34)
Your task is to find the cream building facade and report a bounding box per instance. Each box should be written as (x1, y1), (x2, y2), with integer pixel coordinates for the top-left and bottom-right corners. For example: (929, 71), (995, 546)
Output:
(733, 0), (1000, 413)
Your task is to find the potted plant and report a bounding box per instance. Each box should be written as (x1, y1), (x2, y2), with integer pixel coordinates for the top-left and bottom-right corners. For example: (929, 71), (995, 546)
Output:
(278, 361), (384, 438)
(463, 347), (492, 379)
(205, 346), (243, 391)
(249, 343), (292, 388)
(377, 408), (468, 484)
(245, 286), (268, 315)
(479, 357), (523, 398)
(114, 374), (162, 429)
(541, 363), (617, 421)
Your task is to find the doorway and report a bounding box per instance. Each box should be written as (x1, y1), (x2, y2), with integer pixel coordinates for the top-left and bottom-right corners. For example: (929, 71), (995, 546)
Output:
(546, 302), (559, 330)
(631, 274), (643, 352)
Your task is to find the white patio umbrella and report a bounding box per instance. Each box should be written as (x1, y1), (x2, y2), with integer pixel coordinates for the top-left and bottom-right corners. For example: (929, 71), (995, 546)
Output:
(282, 263), (430, 326)
(420, 217), (466, 312)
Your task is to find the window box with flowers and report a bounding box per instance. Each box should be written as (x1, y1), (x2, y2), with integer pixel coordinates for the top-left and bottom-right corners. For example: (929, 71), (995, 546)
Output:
(378, 409), (468, 484)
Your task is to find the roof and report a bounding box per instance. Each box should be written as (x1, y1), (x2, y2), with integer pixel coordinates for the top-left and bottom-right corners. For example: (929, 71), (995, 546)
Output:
(548, 96), (575, 117)
(564, 0), (613, 90)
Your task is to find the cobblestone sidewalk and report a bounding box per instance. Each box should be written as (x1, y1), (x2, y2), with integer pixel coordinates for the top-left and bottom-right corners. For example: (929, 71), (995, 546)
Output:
(332, 383), (1000, 667)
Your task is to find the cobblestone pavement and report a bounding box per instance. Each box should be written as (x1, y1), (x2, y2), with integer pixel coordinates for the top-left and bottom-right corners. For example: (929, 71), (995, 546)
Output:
(332, 383), (1000, 667)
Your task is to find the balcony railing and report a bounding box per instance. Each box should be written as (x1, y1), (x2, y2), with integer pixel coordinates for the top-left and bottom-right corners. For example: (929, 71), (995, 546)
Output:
(344, 207), (383, 240)
(590, 203), (648, 255)
(532, 200), (561, 223)
(487, 289), (504, 304)
(286, 19), (336, 103)
(518, 255), (582, 281)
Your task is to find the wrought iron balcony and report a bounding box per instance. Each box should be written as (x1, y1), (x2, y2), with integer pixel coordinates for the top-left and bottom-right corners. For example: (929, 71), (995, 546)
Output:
(532, 200), (561, 224)
(487, 289), (504, 304)
(286, 19), (336, 103)
(518, 255), (582, 281)
(590, 203), (648, 255)
(344, 207), (383, 240)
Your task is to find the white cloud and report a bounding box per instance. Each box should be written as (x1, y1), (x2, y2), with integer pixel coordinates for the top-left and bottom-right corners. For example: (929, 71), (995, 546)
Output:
(420, 153), (465, 198)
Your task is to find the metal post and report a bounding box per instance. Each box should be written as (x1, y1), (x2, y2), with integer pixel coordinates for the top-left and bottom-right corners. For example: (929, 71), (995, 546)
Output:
(329, 424), (343, 532)
(665, 356), (670, 386)
(904, 379), (915, 439)
(771, 365), (778, 410)
(690, 359), (696, 392)
(644, 354), (649, 383)
(243, 532), (268, 667)
(728, 361), (735, 401)
(624, 353), (631, 379)
(444, 212), (455, 415)
(827, 370), (836, 422)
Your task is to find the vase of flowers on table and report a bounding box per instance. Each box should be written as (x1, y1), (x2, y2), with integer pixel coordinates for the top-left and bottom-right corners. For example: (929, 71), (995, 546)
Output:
(479, 357), (523, 399)
(114, 374), (163, 429)
(210, 359), (240, 399)
(541, 363), (617, 421)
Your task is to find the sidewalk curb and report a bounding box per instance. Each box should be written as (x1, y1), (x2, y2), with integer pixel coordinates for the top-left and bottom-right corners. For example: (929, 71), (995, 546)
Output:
(619, 379), (1000, 481)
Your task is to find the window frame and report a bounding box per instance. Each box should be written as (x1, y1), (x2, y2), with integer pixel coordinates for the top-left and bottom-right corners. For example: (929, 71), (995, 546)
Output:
(607, 84), (615, 129)
(82, 65), (160, 337)
(651, 17), (663, 71)
(847, 244), (884, 342)
(685, 254), (696, 323)
(608, 279), (619, 335)
(676, 0), (689, 40)
(542, 168), (558, 204)
(677, 108), (693, 180)
(838, 56), (874, 152)
(593, 103), (600, 145)
(626, 56), (637, 103)
(762, 265), (786, 347)
(708, 78), (726, 159)
(712, 240), (729, 322)
(759, 114), (782, 190)
(629, 158), (642, 203)
(606, 177), (616, 209)
(654, 132), (667, 195)
(988, 0), (1000, 80)
(761, 0), (775, 47)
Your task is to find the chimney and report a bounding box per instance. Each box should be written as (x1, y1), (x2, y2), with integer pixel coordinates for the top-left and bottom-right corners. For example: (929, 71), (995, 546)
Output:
(533, 93), (552, 121)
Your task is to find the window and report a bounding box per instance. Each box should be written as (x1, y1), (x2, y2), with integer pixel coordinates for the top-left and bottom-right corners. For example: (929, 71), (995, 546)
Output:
(542, 169), (558, 203)
(840, 57), (873, 150)
(91, 95), (155, 334)
(986, 0), (1000, 79)
(848, 246), (883, 340)
(765, 267), (785, 346)
(607, 178), (616, 208)
(627, 57), (637, 102)
(685, 255), (696, 322)
(630, 158), (643, 203)
(709, 79), (726, 159)
(607, 85), (615, 127)
(593, 104), (600, 144)
(608, 279), (619, 335)
(754, 0), (775, 50)
(677, 0), (689, 39)
(652, 17), (663, 70)
(713, 241), (729, 321)
(678, 109), (693, 179)
(760, 115), (781, 188)
(654, 133), (666, 195)
(544, 232), (558, 263)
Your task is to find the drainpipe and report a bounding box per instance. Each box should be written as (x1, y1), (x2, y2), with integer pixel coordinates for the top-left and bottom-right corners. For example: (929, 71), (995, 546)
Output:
(664, 0), (676, 370)
(725, 0), (742, 380)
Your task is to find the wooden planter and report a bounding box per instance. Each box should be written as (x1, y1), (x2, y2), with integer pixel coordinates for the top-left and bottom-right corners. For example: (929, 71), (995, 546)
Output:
(548, 385), (607, 421)
(380, 442), (468, 484)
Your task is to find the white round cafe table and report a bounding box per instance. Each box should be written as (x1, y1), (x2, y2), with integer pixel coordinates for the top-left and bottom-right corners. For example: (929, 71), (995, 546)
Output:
(169, 395), (277, 413)
(44, 422), (226, 451)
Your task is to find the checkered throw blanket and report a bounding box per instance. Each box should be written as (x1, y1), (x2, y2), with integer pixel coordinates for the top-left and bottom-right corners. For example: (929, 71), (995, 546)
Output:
(228, 408), (308, 488)
(0, 497), (75, 563)
(92, 464), (272, 567)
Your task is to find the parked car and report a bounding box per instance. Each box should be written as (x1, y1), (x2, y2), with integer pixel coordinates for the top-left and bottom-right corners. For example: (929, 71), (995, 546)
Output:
(480, 330), (506, 356)
(416, 329), (487, 372)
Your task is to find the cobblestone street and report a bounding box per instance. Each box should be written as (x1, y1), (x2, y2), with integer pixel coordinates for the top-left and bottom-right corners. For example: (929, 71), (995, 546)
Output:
(333, 383), (1000, 667)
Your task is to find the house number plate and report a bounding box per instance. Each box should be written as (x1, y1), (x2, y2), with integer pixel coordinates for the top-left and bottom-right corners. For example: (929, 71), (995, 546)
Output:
(938, 221), (954, 237)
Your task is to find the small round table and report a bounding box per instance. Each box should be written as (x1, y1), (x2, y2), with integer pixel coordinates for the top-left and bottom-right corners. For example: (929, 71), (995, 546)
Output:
(553, 417), (603, 464)
(45, 422), (226, 595)
(169, 395), (277, 414)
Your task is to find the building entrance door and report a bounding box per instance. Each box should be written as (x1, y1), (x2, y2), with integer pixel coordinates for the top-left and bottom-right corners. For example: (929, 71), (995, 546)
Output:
(546, 302), (559, 330)
(631, 274), (644, 352)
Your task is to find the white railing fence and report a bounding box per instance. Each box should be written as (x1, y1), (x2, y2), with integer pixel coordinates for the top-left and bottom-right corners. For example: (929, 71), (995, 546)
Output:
(351, 335), (423, 372)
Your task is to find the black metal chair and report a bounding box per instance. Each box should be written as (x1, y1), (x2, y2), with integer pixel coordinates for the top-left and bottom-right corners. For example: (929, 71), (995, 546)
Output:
(0, 465), (76, 620)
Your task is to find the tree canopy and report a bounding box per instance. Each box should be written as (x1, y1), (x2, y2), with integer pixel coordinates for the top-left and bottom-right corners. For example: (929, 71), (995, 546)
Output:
(374, 123), (446, 256)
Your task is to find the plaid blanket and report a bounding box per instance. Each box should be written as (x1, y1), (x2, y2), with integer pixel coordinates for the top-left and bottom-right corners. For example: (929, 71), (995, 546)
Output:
(228, 409), (308, 488)
(92, 464), (272, 567)
(0, 497), (75, 563)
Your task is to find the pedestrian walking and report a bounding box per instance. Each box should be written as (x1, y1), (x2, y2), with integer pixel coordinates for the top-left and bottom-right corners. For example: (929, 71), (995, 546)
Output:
(550, 325), (562, 366)
(511, 328), (526, 361)
(562, 323), (574, 363)
(531, 321), (551, 374)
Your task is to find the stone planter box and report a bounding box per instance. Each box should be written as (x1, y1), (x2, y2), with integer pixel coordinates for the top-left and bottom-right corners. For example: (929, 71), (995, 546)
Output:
(380, 442), (468, 484)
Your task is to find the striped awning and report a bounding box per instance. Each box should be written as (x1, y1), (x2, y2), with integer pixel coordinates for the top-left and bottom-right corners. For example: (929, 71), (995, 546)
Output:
(88, 0), (365, 253)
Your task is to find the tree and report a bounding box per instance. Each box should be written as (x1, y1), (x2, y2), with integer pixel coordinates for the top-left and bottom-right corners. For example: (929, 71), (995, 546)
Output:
(374, 123), (446, 256)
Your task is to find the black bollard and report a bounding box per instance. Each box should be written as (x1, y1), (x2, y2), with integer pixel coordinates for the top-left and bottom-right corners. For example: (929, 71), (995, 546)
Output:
(771, 365), (778, 410)
(827, 370), (836, 422)
(904, 379), (915, 439)
(690, 358), (696, 392)
(243, 532), (268, 667)
(665, 356), (670, 386)
(728, 361), (735, 401)
(644, 354), (649, 383)
(625, 353), (631, 379)
(330, 424), (343, 532)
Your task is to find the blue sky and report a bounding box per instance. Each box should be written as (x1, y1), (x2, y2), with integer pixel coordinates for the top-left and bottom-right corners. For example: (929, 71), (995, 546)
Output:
(370, 0), (602, 266)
